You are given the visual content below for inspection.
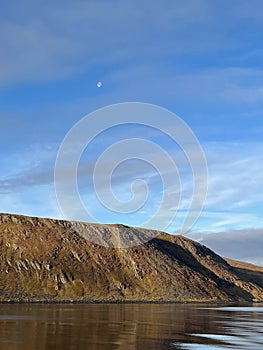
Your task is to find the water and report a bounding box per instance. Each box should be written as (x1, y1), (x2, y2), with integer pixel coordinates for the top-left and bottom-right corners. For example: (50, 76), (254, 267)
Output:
(0, 303), (262, 349)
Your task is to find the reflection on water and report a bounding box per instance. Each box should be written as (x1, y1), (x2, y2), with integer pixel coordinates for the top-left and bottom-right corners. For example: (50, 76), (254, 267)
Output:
(0, 303), (262, 349)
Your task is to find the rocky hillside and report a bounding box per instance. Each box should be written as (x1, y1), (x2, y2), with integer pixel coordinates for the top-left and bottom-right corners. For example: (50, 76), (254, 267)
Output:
(0, 213), (262, 302)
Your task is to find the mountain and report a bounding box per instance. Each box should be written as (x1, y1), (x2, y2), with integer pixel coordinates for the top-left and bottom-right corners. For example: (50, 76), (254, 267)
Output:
(0, 213), (262, 302)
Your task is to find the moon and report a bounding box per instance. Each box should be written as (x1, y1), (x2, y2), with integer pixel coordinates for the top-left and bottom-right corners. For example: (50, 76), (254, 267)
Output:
(97, 81), (102, 88)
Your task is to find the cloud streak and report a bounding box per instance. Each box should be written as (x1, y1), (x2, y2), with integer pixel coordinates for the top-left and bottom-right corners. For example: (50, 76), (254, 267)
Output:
(189, 228), (263, 266)
(1, 139), (263, 232)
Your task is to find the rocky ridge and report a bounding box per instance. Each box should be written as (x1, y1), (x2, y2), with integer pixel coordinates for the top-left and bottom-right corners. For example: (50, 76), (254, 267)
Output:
(0, 213), (262, 302)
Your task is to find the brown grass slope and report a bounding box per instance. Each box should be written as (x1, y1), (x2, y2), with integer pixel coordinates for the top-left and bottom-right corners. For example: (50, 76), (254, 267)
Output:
(0, 213), (262, 302)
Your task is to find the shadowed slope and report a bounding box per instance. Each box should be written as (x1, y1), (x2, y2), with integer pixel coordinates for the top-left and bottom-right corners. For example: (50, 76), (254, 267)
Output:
(225, 258), (263, 289)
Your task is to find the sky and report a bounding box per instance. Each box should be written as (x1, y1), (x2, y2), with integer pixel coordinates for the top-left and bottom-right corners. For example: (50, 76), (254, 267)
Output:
(1, 0), (263, 264)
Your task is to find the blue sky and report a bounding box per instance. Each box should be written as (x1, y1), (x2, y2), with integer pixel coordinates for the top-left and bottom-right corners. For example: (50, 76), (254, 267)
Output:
(1, 1), (263, 263)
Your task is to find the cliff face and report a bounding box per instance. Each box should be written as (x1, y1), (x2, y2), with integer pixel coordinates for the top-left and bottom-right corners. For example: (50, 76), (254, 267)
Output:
(0, 213), (262, 302)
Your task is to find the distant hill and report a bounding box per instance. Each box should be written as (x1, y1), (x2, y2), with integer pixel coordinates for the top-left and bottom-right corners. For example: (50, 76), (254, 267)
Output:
(0, 213), (262, 302)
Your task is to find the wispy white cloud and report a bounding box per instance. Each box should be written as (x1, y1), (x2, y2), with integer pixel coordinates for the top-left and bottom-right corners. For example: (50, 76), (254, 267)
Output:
(1, 139), (263, 232)
(204, 141), (263, 211)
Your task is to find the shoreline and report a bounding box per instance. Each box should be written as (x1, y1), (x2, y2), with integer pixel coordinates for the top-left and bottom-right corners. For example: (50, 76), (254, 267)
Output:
(0, 299), (262, 305)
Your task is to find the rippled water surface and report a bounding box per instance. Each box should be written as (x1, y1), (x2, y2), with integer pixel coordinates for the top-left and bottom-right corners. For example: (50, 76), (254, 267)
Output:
(0, 303), (262, 349)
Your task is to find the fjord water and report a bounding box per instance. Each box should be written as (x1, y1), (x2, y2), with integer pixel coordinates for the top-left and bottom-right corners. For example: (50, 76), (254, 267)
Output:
(0, 304), (262, 349)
